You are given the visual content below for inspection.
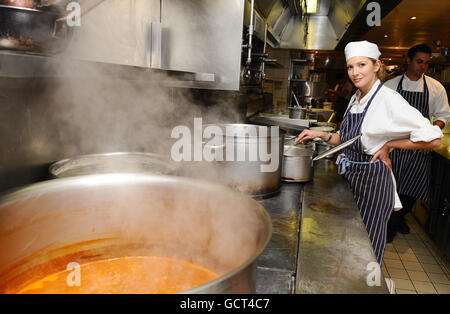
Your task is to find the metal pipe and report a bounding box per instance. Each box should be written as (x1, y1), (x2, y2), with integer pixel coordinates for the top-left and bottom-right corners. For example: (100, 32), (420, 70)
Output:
(246, 0), (255, 65)
(261, 23), (268, 85)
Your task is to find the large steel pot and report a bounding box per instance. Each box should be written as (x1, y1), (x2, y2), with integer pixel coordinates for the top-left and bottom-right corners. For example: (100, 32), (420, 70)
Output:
(49, 152), (178, 178)
(182, 124), (285, 199)
(282, 139), (316, 182)
(0, 174), (272, 294)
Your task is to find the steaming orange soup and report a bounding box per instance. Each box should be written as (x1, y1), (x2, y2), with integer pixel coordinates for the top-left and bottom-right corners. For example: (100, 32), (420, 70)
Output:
(16, 256), (219, 294)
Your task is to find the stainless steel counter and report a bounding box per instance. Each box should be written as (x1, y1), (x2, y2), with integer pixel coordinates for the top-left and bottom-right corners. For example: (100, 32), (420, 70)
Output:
(255, 159), (389, 294)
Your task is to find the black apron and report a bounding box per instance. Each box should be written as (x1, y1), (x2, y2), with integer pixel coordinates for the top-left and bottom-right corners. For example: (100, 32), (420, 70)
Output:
(336, 82), (395, 265)
(391, 75), (431, 203)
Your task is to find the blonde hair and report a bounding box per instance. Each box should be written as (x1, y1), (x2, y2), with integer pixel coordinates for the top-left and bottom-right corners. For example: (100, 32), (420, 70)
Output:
(369, 58), (387, 81)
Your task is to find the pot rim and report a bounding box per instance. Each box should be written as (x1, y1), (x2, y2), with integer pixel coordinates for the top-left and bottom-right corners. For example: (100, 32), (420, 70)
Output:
(204, 123), (286, 139)
(48, 152), (177, 178)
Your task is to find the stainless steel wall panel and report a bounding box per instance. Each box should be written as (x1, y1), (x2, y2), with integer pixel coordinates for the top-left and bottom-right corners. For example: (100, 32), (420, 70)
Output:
(62, 0), (243, 90)
(66, 0), (160, 68)
(160, 0), (245, 90)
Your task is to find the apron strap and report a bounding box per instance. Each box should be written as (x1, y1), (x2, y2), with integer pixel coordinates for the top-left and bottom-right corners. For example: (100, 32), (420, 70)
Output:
(397, 74), (429, 95)
(353, 82), (384, 134)
(342, 81), (384, 123)
(423, 76), (430, 105)
(396, 75), (405, 92)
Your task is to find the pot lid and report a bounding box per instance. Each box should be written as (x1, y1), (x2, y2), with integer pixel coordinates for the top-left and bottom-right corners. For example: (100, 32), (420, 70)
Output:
(283, 144), (315, 157)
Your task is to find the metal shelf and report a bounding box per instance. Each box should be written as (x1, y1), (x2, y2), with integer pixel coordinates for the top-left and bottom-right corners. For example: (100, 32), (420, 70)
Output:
(263, 60), (284, 68)
(264, 78), (284, 83)
(291, 59), (310, 63)
(0, 50), (215, 85)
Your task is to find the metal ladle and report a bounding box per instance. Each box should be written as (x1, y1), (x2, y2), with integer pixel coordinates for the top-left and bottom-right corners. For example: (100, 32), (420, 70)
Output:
(292, 91), (301, 107)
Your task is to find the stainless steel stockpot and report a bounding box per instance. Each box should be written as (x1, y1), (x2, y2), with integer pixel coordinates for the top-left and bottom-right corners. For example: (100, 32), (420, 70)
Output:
(282, 140), (316, 182)
(182, 124), (285, 199)
(0, 173), (272, 293)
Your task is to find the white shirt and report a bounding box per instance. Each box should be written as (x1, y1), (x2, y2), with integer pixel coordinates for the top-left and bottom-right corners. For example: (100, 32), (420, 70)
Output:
(341, 79), (444, 209)
(384, 74), (450, 125)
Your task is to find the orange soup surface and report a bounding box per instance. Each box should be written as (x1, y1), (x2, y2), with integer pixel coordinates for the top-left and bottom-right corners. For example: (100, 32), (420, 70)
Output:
(17, 256), (219, 294)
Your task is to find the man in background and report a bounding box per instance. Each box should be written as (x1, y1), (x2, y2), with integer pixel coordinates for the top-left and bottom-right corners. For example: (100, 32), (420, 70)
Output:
(384, 44), (450, 242)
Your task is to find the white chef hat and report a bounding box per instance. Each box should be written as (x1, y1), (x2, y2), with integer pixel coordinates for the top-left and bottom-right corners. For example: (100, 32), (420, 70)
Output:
(344, 40), (381, 61)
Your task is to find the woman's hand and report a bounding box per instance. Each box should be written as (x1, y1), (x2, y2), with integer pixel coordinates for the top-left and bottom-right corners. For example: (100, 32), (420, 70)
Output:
(295, 130), (327, 144)
(371, 144), (392, 171)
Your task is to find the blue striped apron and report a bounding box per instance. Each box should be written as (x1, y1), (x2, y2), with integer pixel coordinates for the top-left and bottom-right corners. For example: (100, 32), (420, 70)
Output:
(390, 75), (431, 203)
(336, 83), (395, 264)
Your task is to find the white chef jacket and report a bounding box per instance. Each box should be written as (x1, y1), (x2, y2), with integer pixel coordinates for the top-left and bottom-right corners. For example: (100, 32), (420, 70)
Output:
(339, 79), (444, 209)
(384, 74), (450, 125)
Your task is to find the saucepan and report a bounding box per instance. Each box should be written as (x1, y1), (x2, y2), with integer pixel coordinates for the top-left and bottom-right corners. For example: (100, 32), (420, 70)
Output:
(282, 135), (362, 182)
(282, 136), (316, 182)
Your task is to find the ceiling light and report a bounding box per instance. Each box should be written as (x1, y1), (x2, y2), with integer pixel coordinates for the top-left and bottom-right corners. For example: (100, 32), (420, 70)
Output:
(304, 0), (318, 14)
(410, 16), (417, 20)
(384, 35), (388, 38)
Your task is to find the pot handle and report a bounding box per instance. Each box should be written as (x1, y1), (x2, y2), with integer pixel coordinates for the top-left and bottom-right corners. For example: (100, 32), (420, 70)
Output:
(305, 81), (311, 96)
(327, 112), (335, 123)
(53, 0), (105, 37)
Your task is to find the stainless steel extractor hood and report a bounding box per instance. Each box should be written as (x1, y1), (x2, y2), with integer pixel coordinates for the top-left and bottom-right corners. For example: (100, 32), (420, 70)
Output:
(246, 0), (402, 51)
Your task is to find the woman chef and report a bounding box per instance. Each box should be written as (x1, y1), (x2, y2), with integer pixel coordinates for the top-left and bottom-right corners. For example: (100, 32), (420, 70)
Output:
(295, 41), (443, 264)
